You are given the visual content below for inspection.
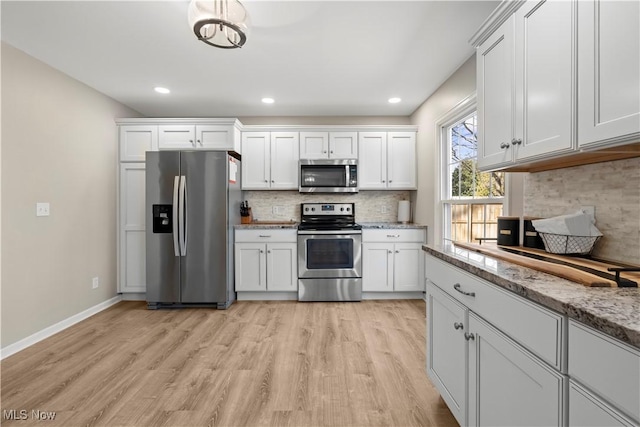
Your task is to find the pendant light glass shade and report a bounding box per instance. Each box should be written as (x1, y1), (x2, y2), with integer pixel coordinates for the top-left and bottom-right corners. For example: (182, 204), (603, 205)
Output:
(188, 0), (250, 49)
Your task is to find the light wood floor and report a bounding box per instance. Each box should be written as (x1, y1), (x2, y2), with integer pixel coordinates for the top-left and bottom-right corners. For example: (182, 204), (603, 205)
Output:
(1, 300), (456, 427)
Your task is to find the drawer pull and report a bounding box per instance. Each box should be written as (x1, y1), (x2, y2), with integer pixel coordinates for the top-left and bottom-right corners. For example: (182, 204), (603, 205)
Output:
(387, 234), (400, 238)
(454, 322), (464, 330)
(454, 283), (476, 297)
(464, 332), (475, 341)
(259, 235), (271, 238)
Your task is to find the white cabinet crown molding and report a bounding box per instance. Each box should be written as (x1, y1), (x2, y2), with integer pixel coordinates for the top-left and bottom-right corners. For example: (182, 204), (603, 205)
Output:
(469, 0), (526, 47)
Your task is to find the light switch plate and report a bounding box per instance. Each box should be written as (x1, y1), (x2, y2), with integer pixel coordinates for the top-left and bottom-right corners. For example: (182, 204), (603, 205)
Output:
(36, 202), (50, 217)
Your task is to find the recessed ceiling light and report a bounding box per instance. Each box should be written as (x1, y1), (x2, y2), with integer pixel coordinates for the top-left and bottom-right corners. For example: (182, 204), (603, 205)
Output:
(154, 87), (170, 94)
(388, 97), (401, 104)
(262, 97), (275, 104)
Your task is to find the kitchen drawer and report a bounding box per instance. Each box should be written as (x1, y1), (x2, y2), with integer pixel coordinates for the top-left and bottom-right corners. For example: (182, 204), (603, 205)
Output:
(362, 229), (426, 243)
(569, 320), (640, 423)
(235, 229), (297, 243)
(569, 380), (636, 427)
(425, 254), (564, 371)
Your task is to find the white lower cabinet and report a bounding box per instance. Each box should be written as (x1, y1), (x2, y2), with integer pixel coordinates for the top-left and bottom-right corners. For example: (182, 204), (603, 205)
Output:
(234, 230), (297, 292)
(568, 320), (640, 425)
(362, 229), (425, 292)
(426, 283), (468, 426)
(426, 253), (566, 426)
(569, 380), (636, 427)
(468, 312), (565, 427)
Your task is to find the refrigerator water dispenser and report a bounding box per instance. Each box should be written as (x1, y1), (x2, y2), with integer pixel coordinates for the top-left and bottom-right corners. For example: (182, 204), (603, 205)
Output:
(152, 204), (173, 233)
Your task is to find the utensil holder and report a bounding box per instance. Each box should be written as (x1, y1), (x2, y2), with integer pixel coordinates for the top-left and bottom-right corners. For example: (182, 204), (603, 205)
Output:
(241, 208), (252, 224)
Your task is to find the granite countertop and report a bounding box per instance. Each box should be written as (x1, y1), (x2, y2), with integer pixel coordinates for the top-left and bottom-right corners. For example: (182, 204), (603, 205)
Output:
(360, 222), (427, 229)
(235, 222), (298, 230)
(423, 242), (640, 350)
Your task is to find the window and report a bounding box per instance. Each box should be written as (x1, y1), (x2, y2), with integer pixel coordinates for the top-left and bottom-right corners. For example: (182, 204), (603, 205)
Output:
(441, 110), (505, 243)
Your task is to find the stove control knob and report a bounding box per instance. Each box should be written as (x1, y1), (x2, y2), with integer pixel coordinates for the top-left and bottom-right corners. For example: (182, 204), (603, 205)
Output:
(346, 207), (351, 211)
(304, 207), (309, 212)
(340, 207), (344, 211)
(311, 207), (315, 212)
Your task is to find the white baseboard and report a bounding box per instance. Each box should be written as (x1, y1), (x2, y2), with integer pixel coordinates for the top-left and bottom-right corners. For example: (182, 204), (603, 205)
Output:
(120, 292), (146, 301)
(237, 292), (298, 301)
(362, 291), (424, 300)
(1, 295), (122, 360)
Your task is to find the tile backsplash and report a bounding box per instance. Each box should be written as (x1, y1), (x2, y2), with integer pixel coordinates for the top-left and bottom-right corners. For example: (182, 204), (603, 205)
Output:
(524, 157), (640, 265)
(244, 191), (412, 223)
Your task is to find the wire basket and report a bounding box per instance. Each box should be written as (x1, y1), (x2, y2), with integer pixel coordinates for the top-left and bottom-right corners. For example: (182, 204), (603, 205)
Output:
(538, 232), (601, 255)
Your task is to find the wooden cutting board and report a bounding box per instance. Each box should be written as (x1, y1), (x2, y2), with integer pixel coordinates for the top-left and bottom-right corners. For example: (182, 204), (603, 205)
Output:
(452, 242), (640, 287)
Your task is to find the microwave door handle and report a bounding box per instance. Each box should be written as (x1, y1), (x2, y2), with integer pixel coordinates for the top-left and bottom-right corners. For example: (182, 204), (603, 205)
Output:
(345, 165), (350, 186)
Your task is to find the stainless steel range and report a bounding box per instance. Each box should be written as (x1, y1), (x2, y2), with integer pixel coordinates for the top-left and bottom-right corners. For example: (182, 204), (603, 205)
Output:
(297, 202), (362, 301)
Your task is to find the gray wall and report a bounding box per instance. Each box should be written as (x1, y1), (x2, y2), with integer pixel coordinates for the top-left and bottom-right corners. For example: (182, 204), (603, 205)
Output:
(1, 43), (141, 348)
(409, 55), (477, 244)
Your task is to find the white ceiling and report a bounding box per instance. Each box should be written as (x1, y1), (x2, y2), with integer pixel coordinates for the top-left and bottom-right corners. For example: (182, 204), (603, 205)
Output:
(1, 1), (499, 117)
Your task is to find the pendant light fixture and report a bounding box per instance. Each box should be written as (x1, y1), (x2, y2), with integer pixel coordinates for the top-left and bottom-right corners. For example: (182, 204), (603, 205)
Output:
(188, 0), (250, 49)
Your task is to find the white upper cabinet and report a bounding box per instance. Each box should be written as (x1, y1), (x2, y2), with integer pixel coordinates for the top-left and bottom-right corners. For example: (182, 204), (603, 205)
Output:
(158, 123), (241, 152)
(358, 132), (387, 189)
(359, 131), (417, 189)
(299, 132), (328, 159)
(478, 0), (575, 171)
(242, 132), (271, 189)
(477, 15), (515, 170)
(119, 125), (158, 162)
(514, 0), (575, 160)
(475, 0), (639, 171)
(329, 132), (358, 159)
(300, 131), (358, 159)
(270, 132), (299, 189)
(241, 131), (299, 190)
(577, 0), (640, 149)
(387, 132), (417, 189)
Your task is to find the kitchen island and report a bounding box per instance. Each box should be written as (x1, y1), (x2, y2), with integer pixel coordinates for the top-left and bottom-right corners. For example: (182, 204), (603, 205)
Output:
(423, 242), (639, 427)
(423, 242), (639, 348)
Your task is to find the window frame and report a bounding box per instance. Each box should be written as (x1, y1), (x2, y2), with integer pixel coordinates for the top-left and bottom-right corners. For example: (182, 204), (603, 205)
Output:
(434, 93), (510, 243)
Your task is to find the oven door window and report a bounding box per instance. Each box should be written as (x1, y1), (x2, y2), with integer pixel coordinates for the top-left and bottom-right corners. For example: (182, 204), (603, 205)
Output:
(301, 166), (347, 188)
(306, 238), (354, 269)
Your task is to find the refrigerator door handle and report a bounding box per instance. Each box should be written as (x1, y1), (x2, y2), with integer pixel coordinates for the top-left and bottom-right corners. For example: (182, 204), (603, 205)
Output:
(172, 176), (180, 256)
(179, 175), (187, 256)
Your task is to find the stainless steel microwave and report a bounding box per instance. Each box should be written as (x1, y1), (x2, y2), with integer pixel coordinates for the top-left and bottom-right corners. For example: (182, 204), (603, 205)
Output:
(299, 159), (358, 193)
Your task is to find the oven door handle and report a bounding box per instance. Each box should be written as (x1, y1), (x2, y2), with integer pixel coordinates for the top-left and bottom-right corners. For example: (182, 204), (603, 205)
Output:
(297, 230), (362, 235)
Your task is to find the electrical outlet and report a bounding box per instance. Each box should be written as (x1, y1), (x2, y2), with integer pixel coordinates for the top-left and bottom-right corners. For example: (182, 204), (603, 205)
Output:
(581, 205), (596, 222)
(92, 277), (99, 289)
(272, 206), (279, 215)
(381, 205), (389, 214)
(36, 202), (50, 217)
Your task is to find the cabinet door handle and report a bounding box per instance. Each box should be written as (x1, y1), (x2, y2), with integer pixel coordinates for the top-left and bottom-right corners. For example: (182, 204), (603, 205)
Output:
(197, 139), (202, 145)
(330, 150), (334, 154)
(260, 250), (264, 253)
(395, 250), (399, 253)
(323, 150), (327, 153)
(264, 179), (268, 183)
(511, 138), (522, 146)
(454, 283), (476, 297)
(464, 332), (475, 341)
(267, 250), (271, 254)
(382, 180), (386, 183)
(499, 142), (510, 149)
(388, 250), (392, 254)
(271, 180), (275, 183)
(389, 180), (393, 183)
(454, 322), (464, 330)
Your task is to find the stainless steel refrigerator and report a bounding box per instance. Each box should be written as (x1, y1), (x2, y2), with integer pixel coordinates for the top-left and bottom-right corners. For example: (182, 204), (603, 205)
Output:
(146, 151), (242, 309)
